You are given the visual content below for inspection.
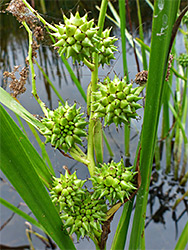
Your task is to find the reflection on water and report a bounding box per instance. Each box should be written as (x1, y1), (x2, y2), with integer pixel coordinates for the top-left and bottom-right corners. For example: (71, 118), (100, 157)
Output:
(0, 1), (188, 249)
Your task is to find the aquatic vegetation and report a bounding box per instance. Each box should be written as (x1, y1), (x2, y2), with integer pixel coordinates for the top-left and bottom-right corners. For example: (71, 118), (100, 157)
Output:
(0, 0), (187, 249)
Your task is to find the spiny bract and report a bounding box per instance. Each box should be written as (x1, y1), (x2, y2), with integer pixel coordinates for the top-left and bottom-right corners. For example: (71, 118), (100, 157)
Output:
(90, 159), (137, 205)
(41, 102), (87, 152)
(52, 11), (117, 66)
(50, 170), (107, 241)
(93, 75), (143, 127)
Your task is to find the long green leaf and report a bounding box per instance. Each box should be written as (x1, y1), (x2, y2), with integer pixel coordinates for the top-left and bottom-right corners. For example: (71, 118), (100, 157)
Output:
(0, 198), (43, 230)
(0, 105), (76, 250)
(0, 105), (52, 186)
(129, 1), (180, 249)
(136, 0), (148, 70)
(107, 2), (143, 62)
(27, 123), (55, 176)
(0, 87), (45, 132)
(111, 201), (133, 250)
(174, 220), (188, 250)
(0, 88), (55, 177)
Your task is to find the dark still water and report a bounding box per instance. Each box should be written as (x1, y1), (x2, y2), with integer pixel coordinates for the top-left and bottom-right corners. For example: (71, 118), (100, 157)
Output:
(0, 0), (188, 249)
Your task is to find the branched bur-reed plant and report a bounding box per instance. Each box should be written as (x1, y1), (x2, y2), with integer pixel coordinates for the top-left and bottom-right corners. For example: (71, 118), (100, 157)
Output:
(2, 0), (144, 248)
(1, 0), (187, 249)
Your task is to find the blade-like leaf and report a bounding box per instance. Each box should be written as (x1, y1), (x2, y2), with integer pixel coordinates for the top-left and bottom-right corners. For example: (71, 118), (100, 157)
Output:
(174, 220), (188, 250)
(0, 105), (76, 250)
(110, 202), (133, 250)
(0, 104), (52, 186)
(0, 87), (45, 132)
(129, 1), (180, 249)
(0, 197), (43, 230)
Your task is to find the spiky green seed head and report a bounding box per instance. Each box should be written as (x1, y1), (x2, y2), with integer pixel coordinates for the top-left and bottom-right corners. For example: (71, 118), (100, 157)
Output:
(98, 28), (118, 67)
(93, 75), (143, 127)
(182, 11), (188, 25)
(41, 102), (87, 152)
(60, 190), (107, 240)
(50, 170), (86, 212)
(177, 53), (188, 68)
(51, 12), (118, 66)
(50, 171), (108, 240)
(52, 11), (100, 63)
(90, 159), (137, 205)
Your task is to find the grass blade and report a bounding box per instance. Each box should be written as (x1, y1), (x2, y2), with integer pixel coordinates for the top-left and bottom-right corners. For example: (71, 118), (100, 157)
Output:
(111, 201), (133, 250)
(0, 105), (76, 250)
(129, 1), (180, 249)
(0, 197), (43, 230)
(0, 87), (45, 132)
(174, 220), (188, 250)
(0, 105), (52, 187)
(136, 0), (148, 70)
(27, 123), (55, 176)
(118, 0), (128, 78)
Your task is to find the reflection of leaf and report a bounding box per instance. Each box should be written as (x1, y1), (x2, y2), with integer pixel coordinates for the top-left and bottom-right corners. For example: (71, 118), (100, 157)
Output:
(0, 105), (76, 250)
(0, 87), (45, 132)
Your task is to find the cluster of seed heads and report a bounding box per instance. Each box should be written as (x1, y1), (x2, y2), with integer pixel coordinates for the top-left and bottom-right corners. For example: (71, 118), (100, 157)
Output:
(90, 159), (137, 206)
(52, 11), (117, 66)
(41, 102), (87, 152)
(177, 53), (188, 68)
(97, 28), (118, 67)
(93, 75), (143, 127)
(50, 170), (107, 240)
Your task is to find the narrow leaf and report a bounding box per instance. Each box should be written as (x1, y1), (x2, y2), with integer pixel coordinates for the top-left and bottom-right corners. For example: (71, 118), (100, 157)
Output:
(129, 1), (181, 249)
(0, 105), (76, 250)
(174, 220), (188, 250)
(0, 87), (45, 132)
(0, 198), (43, 230)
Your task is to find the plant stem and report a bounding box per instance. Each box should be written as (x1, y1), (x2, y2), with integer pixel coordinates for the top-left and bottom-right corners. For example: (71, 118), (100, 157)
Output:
(70, 147), (90, 166)
(136, 0), (148, 70)
(39, 0), (46, 14)
(21, 0), (57, 32)
(35, 60), (65, 105)
(118, 0), (130, 157)
(23, 21), (48, 116)
(103, 131), (114, 157)
(87, 0), (108, 177)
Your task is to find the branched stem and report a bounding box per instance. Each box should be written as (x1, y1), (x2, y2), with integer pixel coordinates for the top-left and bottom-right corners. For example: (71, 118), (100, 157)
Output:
(69, 147), (90, 166)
